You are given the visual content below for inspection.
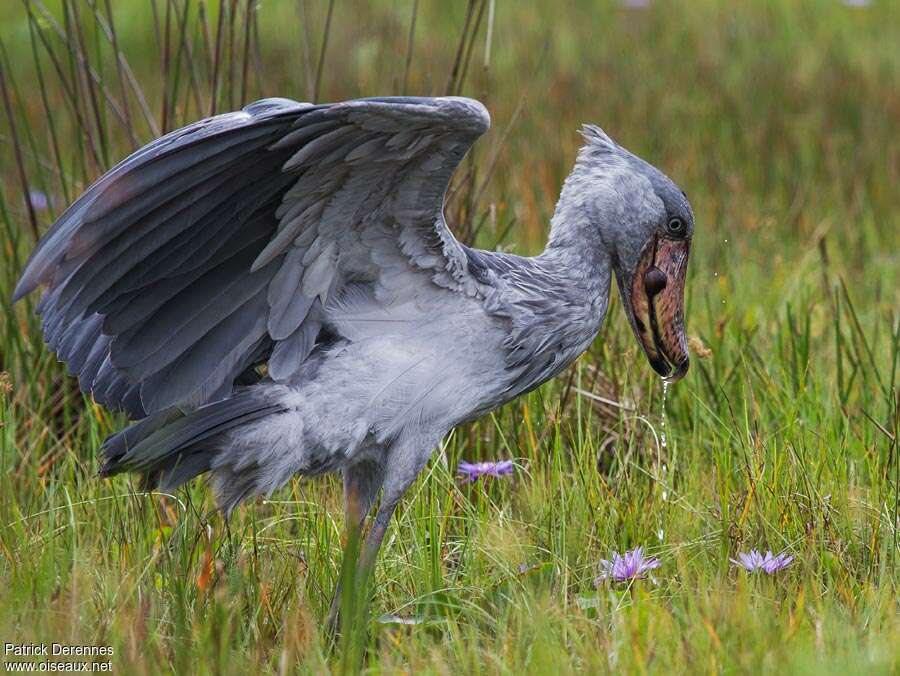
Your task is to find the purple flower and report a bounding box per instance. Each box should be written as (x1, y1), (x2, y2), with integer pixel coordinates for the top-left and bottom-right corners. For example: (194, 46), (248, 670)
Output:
(457, 460), (514, 482)
(28, 190), (49, 211)
(730, 549), (794, 574)
(595, 547), (661, 585)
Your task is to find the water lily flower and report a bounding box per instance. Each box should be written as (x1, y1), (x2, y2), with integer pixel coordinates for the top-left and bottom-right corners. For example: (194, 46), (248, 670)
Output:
(730, 549), (794, 574)
(595, 547), (661, 585)
(457, 459), (514, 482)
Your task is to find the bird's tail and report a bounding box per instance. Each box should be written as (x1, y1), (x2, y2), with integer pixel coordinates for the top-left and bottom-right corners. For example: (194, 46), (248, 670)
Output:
(100, 388), (286, 514)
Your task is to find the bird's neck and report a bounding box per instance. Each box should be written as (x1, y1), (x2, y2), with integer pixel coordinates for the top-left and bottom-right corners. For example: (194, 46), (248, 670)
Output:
(537, 182), (612, 306)
(506, 195), (613, 382)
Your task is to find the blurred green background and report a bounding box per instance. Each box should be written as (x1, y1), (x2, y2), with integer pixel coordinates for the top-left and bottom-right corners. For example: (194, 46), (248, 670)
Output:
(1, 1), (898, 673)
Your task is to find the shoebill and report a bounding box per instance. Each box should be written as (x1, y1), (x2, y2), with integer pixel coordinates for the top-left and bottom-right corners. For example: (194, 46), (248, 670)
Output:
(13, 96), (693, 625)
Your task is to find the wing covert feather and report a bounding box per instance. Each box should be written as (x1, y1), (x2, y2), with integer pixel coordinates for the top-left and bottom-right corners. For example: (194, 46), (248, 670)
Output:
(15, 96), (489, 417)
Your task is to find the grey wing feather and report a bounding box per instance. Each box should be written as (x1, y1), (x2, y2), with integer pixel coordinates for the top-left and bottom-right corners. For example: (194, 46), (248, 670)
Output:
(14, 96), (489, 417)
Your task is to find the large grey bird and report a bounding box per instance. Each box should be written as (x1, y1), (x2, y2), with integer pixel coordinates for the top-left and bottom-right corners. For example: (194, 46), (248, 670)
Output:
(14, 96), (692, 622)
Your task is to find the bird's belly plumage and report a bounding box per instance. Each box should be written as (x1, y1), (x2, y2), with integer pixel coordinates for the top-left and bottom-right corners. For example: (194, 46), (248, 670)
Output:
(229, 290), (512, 480)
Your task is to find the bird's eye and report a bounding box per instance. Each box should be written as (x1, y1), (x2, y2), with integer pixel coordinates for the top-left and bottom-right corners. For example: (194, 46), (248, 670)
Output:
(666, 217), (685, 236)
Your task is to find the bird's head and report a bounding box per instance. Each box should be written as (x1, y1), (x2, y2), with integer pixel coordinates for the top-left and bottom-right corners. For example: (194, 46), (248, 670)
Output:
(562, 125), (693, 381)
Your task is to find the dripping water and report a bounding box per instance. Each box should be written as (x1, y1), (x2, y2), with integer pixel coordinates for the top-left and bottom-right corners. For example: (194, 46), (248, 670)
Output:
(659, 379), (670, 509)
(660, 380), (669, 450)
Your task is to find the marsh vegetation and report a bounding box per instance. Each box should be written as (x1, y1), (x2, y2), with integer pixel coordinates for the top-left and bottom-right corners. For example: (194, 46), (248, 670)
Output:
(0, 1), (897, 672)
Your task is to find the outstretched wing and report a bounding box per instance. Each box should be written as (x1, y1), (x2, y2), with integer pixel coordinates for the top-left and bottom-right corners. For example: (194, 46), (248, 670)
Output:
(14, 96), (490, 418)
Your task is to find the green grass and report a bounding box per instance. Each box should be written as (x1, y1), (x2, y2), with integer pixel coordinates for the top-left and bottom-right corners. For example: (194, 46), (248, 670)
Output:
(1, 0), (898, 673)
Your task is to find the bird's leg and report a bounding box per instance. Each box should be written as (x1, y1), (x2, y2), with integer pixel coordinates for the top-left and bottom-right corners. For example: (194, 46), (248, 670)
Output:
(327, 437), (438, 635)
(327, 494), (403, 641)
(356, 494), (401, 582)
(354, 440), (438, 608)
(326, 460), (383, 635)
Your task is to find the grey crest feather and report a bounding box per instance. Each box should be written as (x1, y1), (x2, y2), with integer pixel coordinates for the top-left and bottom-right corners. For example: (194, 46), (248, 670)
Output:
(579, 123), (619, 153)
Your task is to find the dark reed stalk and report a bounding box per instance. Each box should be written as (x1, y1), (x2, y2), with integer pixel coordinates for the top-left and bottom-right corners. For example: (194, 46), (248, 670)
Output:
(313, 0), (335, 103)
(0, 45), (39, 240)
